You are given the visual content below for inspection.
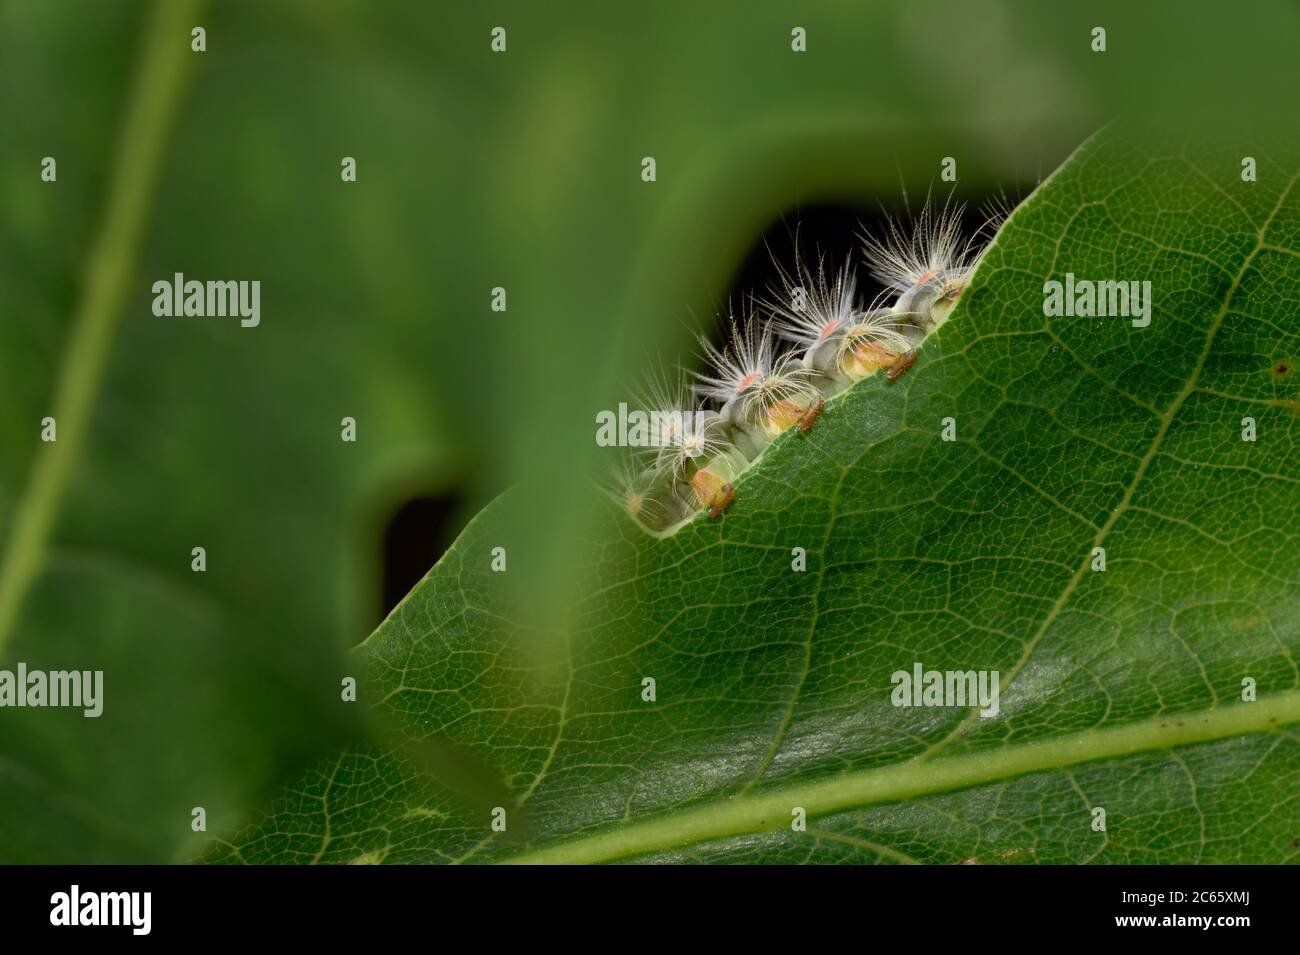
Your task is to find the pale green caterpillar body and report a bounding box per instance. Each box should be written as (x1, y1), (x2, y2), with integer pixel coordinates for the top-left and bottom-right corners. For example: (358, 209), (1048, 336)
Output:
(609, 199), (1005, 532)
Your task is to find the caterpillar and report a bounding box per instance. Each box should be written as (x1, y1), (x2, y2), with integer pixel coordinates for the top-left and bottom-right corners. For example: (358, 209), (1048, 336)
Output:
(606, 198), (1007, 532)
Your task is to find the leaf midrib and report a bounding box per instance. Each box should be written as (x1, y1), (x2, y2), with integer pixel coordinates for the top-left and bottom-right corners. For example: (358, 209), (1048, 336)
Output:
(500, 691), (1300, 864)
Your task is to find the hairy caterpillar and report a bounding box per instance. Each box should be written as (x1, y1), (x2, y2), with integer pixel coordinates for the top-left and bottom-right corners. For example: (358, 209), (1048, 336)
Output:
(606, 198), (1006, 532)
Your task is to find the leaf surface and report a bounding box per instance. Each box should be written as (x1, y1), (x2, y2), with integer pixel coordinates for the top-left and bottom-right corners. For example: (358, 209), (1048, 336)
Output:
(214, 127), (1300, 864)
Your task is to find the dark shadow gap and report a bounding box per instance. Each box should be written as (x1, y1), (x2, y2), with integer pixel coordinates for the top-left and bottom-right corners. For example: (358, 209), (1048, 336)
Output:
(380, 490), (471, 622)
(718, 196), (1009, 353)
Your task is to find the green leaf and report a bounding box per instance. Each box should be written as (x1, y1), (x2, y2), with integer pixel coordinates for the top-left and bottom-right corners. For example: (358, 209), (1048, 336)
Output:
(213, 126), (1300, 864)
(0, 0), (481, 862)
(1, 0), (1094, 865)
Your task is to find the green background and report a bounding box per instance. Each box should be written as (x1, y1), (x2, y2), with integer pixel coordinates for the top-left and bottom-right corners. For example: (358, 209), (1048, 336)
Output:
(1, 0), (1296, 862)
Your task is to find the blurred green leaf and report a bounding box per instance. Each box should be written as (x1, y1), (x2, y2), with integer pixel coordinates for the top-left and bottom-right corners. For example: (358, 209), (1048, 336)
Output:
(0, 0), (1087, 862)
(5, 0), (1298, 865)
(212, 127), (1300, 864)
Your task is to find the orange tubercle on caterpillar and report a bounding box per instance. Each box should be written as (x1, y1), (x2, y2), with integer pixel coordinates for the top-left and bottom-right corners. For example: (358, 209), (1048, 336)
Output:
(762, 395), (822, 435)
(842, 337), (902, 380)
(690, 467), (735, 518)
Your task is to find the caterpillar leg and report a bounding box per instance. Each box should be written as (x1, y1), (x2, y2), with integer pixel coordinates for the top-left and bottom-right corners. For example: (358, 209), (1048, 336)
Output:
(886, 349), (918, 380)
(796, 395), (825, 432)
(707, 484), (735, 519)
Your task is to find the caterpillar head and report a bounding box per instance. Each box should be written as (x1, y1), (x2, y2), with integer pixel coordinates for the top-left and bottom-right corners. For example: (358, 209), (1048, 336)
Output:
(696, 318), (820, 438)
(693, 316), (776, 406)
(652, 408), (732, 482)
(633, 366), (692, 451)
(860, 197), (982, 335)
(764, 254), (858, 378)
(892, 267), (972, 336)
(604, 459), (670, 529)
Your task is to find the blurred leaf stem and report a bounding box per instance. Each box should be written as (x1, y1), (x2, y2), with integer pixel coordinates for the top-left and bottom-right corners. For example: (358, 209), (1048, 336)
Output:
(0, 0), (205, 650)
